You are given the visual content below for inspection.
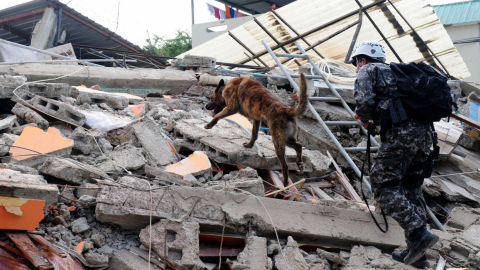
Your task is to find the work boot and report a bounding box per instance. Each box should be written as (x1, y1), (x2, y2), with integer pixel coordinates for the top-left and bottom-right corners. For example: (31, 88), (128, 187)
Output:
(392, 249), (430, 269)
(404, 227), (439, 265)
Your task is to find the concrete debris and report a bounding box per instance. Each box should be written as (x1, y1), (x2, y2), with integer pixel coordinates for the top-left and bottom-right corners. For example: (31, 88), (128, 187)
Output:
(13, 90), (87, 126)
(274, 236), (309, 270)
(0, 169), (58, 212)
(97, 141), (147, 172)
(109, 249), (158, 270)
(71, 217), (91, 234)
(139, 219), (205, 269)
(96, 179), (404, 249)
(0, 115), (18, 133)
(76, 91), (129, 110)
(11, 103), (49, 130)
(38, 157), (107, 185)
(11, 123), (38, 135)
(125, 119), (177, 166)
(84, 250), (109, 265)
(71, 127), (112, 155)
(230, 231), (272, 270)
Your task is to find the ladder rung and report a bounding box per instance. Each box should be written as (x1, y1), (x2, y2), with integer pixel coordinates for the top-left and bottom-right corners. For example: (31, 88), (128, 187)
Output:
(274, 53), (306, 59)
(309, 97), (341, 102)
(345, 147), (379, 152)
(325, 121), (359, 126)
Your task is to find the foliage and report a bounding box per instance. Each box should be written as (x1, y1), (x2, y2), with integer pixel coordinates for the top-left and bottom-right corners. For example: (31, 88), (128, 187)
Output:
(143, 30), (192, 63)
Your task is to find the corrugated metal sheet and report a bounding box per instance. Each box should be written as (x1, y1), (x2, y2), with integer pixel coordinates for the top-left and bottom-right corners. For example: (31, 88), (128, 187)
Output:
(433, 0), (480, 25)
(183, 0), (471, 79)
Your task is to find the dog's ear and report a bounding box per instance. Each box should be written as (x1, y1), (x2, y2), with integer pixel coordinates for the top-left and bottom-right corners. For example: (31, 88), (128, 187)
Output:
(215, 79), (225, 93)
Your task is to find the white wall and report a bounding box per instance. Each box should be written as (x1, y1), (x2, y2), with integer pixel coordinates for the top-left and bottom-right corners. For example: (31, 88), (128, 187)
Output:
(192, 15), (261, 48)
(445, 24), (480, 83)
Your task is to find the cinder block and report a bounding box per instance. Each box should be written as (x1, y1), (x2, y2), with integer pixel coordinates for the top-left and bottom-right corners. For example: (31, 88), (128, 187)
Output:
(28, 83), (79, 99)
(76, 91), (129, 110)
(183, 54), (216, 68)
(13, 91), (86, 126)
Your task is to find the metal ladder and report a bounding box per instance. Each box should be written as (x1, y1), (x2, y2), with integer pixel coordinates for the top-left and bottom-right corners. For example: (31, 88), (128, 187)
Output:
(262, 40), (378, 190)
(261, 40), (447, 231)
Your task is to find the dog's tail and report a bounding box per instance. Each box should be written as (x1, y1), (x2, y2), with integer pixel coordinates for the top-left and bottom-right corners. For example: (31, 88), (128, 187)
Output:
(286, 73), (308, 118)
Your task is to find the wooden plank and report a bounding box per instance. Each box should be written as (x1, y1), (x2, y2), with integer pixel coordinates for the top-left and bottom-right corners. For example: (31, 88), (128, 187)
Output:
(310, 186), (334, 201)
(28, 233), (66, 258)
(0, 240), (25, 258)
(306, 182), (336, 189)
(4, 231), (53, 269)
(269, 170), (300, 200)
(326, 151), (362, 202)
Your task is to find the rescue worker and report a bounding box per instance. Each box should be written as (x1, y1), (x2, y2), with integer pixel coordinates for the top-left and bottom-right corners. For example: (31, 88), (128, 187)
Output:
(349, 40), (439, 268)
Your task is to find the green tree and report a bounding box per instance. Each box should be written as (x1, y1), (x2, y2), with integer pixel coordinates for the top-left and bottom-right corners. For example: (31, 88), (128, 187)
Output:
(144, 30), (192, 63)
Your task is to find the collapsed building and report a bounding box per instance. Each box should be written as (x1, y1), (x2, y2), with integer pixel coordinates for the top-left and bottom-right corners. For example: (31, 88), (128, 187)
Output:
(0, 0), (480, 270)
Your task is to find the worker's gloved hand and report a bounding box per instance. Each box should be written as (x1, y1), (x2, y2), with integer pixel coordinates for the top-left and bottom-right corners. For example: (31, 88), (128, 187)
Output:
(354, 114), (372, 129)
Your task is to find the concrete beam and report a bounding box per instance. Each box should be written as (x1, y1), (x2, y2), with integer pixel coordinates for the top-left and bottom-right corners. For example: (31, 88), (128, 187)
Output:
(96, 177), (405, 250)
(30, 7), (57, 50)
(0, 64), (197, 95)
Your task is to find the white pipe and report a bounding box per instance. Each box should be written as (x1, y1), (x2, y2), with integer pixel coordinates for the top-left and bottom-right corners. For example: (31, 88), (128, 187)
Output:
(199, 74), (237, 85)
(0, 38), (102, 67)
(0, 59), (137, 65)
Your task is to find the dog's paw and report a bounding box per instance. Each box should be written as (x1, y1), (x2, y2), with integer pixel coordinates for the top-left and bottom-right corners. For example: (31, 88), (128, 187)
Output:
(297, 162), (304, 174)
(204, 124), (213, 129)
(243, 142), (254, 148)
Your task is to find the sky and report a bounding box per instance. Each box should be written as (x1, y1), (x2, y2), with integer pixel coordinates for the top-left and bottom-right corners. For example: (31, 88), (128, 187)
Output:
(0, 0), (470, 48)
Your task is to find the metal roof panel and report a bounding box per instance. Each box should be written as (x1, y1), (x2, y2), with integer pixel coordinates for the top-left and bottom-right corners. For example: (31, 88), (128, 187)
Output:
(184, 0), (470, 79)
(432, 0), (480, 25)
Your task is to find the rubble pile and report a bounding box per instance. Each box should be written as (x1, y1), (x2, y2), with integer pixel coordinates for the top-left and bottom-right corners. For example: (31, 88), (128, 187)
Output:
(0, 53), (479, 270)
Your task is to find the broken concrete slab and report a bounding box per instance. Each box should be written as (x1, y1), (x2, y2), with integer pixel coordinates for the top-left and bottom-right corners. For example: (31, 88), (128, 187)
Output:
(0, 169), (58, 212)
(13, 91), (86, 126)
(230, 232), (272, 270)
(274, 236), (308, 270)
(38, 157), (108, 185)
(74, 86), (144, 105)
(109, 249), (158, 270)
(0, 64), (198, 95)
(71, 127), (112, 155)
(166, 151), (211, 180)
(0, 163), (38, 175)
(97, 142), (147, 173)
(9, 126), (73, 167)
(26, 83), (78, 99)
(125, 120), (177, 166)
(0, 115), (17, 133)
(96, 178), (404, 250)
(145, 165), (199, 187)
(207, 167), (265, 196)
(140, 220), (205, 270)
(174, 118), (329, 174)
(11, 103), (48, 130)
(76, 91), (129, 110)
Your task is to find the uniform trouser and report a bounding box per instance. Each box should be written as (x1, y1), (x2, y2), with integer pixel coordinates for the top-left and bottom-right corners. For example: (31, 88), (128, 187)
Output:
(370, 120), (432, 247)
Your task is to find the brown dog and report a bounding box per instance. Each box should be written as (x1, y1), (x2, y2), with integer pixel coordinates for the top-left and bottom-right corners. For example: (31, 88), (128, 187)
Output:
(204, 74), (308, 186)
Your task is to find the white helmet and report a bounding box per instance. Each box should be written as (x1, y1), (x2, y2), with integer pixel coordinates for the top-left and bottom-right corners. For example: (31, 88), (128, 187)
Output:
(348, 40), (386, 65)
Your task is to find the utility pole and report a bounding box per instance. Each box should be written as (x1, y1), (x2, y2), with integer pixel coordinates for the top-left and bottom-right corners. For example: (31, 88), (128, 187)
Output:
(191, 0), (195, 25)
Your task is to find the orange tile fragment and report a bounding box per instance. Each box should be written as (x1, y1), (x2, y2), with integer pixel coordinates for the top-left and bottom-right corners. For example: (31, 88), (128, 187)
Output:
(130, 103), (145, 118)
(9, 126), (73, 161)
(0, 196), (45, 231)
(76, 241), (85, 254)
(68, 206), (76, 212)
(166, 151), (211, 178)
(226, 113), (253, 129)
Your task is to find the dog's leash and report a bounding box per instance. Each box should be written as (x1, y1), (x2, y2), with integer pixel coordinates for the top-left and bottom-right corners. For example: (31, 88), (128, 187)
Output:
(360, 126), (389, 233)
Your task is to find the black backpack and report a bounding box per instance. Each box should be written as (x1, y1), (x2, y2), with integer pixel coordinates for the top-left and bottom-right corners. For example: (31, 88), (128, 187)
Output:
(389, 62), (453, 123)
